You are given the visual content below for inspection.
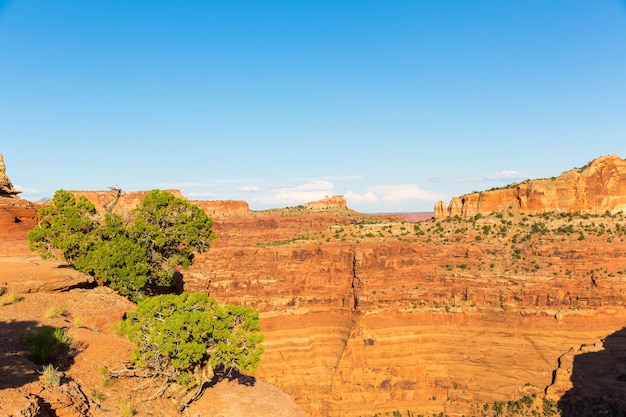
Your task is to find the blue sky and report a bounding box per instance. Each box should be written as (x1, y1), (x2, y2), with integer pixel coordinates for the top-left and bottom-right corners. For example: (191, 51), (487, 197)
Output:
(1, 1), (625, 212)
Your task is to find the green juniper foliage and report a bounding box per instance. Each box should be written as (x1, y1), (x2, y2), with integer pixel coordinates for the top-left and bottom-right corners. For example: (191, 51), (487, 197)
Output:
(28, 189), (217, 300)
(121, 292), (264, 389)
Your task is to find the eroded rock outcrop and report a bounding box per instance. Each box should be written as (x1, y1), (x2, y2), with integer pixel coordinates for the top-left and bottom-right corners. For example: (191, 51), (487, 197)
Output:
(305, 195), (347, 210)
(0, 153), (21, 198)
(435, 154), (626, 218)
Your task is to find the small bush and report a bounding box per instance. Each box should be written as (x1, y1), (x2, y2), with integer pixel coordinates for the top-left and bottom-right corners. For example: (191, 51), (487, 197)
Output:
(91, 389), (106, 402)
(23, 326), (71, 365)
(73, 316), (84, 328)
(119, 398), (135, 417)
(99, 366), (116, 388)
(44, 305), (66, 319)
(39, 364), (61, 386)
(0, 292), (22, 306)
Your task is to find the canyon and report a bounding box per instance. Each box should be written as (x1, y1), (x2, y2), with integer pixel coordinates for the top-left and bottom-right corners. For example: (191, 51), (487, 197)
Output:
(1, 154), (626, 416)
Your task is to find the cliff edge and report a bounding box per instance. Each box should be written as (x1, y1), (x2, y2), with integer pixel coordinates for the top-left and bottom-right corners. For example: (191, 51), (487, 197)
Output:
(435, 154), (626, 218)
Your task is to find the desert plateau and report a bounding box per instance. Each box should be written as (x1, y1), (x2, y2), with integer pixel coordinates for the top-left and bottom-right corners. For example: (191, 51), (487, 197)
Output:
(2, 154), (626, 417)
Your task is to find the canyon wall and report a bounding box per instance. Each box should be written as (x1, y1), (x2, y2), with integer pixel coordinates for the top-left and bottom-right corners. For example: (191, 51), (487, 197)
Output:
(9, 154), (626, 416)
(184, 218), (626, 416)
(193, 199), (250, 214)
(435, 154), (626, 219)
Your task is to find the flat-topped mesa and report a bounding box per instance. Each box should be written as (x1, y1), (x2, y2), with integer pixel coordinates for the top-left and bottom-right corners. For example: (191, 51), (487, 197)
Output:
(193, 200), (250, 214)
(0, 153), (21, 198)
(304, 195), (347, 210)
(435, 154), (626, 219)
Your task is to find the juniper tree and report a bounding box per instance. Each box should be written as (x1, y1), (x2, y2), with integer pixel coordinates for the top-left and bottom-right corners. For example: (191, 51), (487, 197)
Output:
(121, 292), (264, 410)
(28, 189), (217, 300)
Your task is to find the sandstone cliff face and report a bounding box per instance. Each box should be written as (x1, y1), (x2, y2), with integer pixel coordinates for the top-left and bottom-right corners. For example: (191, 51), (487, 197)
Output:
(12, 158), (626, 416)
(193, 199), (250, 213)
(184, 206), (626, 417)
(0, 197), (39, 255)
(436, 154), (626, 218)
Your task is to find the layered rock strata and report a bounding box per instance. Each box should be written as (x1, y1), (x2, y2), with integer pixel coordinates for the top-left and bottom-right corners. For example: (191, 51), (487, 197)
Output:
(435, 154), (626, 219)
(185, 236), (626, 416)
(9, 155), (626, 416)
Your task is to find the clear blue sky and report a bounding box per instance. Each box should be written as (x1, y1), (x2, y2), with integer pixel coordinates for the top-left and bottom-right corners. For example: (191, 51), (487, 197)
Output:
(1, 1), (625, 212)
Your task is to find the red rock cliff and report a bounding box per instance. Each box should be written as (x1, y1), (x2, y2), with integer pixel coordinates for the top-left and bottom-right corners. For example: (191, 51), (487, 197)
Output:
(435, 154), (626, 218)
(0, 197), (39, 255)
(16, 161), (626, 416)
(184, 204), (626, 416)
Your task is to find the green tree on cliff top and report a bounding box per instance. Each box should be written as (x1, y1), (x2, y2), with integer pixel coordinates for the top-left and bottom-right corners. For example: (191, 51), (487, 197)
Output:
(27, 189), (217, 300)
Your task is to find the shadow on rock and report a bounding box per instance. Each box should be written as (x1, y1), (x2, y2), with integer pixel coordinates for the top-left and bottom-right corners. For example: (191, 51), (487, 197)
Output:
(213, 365), (257, 387)
(0, 320), (76, 390)
(558, 327), (626, 417)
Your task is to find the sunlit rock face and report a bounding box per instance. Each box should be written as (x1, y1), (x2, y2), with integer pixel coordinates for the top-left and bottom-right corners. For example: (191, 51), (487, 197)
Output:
(185, 235), (626, 416)
(435, 154), (626, 219)
(180, 173), (626, 416)
(15, 154), (626, 416)
(0, 153), (21, 198)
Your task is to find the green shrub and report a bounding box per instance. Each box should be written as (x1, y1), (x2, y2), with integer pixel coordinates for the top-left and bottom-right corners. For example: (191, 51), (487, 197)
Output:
(39, 364), (61, 386)
(121, 292), (264, 393)
(0, 292), (22, 306)
(44, 305), (66, 319)
(119, 398), (135, 417)
(23, 326), (71, 365)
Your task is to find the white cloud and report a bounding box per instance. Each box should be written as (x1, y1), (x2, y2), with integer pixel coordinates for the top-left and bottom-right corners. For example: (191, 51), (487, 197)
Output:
(346, 184), (444, 205)
(187, 191), (218, 198)
(239, 185), (259, 192)
(13, 185), (51, 202)
(326, 175), (365, 181)
(254, 180), (334, 206)
(14, 185), (41, 194)
(430, 170), (528, 183)
(155, 181), (208, 188)
(483, 170), (528, 180)
(345, 190), (379, 203)
(370, 184), (445, 202)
